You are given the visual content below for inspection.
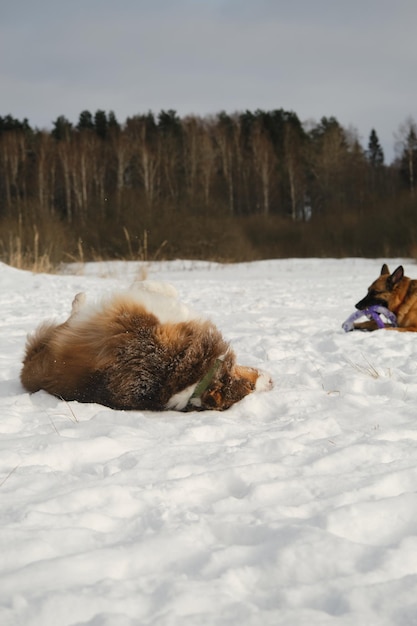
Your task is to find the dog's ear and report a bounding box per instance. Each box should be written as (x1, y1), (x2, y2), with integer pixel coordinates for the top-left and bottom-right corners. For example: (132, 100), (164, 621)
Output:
(381, 263), (390, 275)
(388, 265), (404, 288)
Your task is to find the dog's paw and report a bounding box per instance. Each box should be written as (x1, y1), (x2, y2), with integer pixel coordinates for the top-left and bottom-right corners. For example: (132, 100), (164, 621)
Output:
(71, 292), (86, 315)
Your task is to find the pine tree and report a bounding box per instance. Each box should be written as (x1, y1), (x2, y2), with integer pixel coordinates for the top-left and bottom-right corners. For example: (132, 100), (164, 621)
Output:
(94, 110), (108, 139)
(107, 111), (120, 132)
(51, 115), (72, 141)
(77, 110), (94, 131)
(401, 127), (417, 194)
(0, 115), (31, 135)
(367, 129), (384, 166)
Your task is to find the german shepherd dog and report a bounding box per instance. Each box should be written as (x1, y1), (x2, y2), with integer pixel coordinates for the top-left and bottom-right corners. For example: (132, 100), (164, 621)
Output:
(354, 263), (417, 331)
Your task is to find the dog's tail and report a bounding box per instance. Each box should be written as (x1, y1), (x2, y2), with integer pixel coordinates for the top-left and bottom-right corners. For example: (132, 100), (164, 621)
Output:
(20, 322), (59, 392)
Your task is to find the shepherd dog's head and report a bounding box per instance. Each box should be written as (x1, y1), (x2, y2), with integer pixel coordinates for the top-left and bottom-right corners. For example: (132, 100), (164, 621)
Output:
(355, 264), (405, 311)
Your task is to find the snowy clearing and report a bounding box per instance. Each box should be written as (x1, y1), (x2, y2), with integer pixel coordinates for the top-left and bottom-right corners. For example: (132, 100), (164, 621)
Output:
(2, 258), (417, 626)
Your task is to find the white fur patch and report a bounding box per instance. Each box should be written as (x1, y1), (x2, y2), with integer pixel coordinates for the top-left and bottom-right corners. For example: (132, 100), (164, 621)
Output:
(255, 370), (273, 392)
(68, 281), (202, 328)
(165, 383), (198, 410)
(127, 284), (200, 324)
(131, 280), (179, 299)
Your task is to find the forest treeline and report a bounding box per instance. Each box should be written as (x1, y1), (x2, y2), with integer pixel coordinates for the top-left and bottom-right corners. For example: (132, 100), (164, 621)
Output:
(1, 108), (417, 267)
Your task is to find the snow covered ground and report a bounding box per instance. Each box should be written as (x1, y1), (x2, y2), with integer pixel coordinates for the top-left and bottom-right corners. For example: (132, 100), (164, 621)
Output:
(2, 257), (417, 626)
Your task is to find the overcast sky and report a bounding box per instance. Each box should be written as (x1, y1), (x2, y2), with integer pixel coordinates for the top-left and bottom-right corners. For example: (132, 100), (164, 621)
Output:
(1, 0), (416, 163)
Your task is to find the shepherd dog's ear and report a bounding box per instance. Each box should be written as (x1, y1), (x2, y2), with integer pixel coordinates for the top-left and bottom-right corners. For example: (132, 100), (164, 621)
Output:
(381, 263), (390, 275)
(388, 265), (404, 288)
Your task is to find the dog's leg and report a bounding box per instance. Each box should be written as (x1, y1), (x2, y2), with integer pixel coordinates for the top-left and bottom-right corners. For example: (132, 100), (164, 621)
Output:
(70, 292), (86, 318)
(386, 326), (417, 332)
(354, 320), (379, 331)
(354, 321), (417, 332)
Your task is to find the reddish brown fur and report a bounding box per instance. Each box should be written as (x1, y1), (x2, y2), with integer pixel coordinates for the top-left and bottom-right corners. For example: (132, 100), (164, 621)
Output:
(21, 292), (271, 411)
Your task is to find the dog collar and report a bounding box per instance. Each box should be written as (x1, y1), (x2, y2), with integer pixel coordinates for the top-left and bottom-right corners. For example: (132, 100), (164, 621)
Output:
(188, 357), (223, 407)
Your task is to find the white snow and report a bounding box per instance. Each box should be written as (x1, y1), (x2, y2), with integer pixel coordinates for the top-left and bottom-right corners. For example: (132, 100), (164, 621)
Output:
(2, 257), (417, 626)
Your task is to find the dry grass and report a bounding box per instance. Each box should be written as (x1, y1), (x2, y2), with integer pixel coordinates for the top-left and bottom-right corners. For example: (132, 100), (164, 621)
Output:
(346, 355), (390, 379)
(1, 220), (170, 274)
(0, 215), (76, 273)
(4, 210), (369, 272)
(123, 227), (168, 262)
(1, 228), (56, 273)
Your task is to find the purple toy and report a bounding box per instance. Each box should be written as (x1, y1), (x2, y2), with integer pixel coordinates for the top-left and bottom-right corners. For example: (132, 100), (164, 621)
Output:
(342, 305), (397, 332)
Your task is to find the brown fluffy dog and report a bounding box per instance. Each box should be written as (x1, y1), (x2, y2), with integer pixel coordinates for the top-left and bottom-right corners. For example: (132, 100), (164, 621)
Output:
(21, 282), (272, 411)
(355, 263), (417, 331)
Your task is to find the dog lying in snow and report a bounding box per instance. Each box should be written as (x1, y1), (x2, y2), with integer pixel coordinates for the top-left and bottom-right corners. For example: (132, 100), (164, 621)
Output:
(354, 264), (417, 332)
(20, 281), (272, 411)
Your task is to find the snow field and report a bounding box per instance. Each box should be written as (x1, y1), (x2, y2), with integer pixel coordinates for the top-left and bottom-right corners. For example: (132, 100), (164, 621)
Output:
(1, 259), (417, 625)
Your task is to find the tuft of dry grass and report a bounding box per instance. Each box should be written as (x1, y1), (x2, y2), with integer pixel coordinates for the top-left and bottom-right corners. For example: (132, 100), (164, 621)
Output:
(0, 215), (75, 273)
(123, 227), (168, 262)
(346, 355), (390, 379)
(1, 228), (55, 273)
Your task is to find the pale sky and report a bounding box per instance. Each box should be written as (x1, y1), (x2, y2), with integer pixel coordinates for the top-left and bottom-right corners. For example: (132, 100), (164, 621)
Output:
(1, 0), (417, 162)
